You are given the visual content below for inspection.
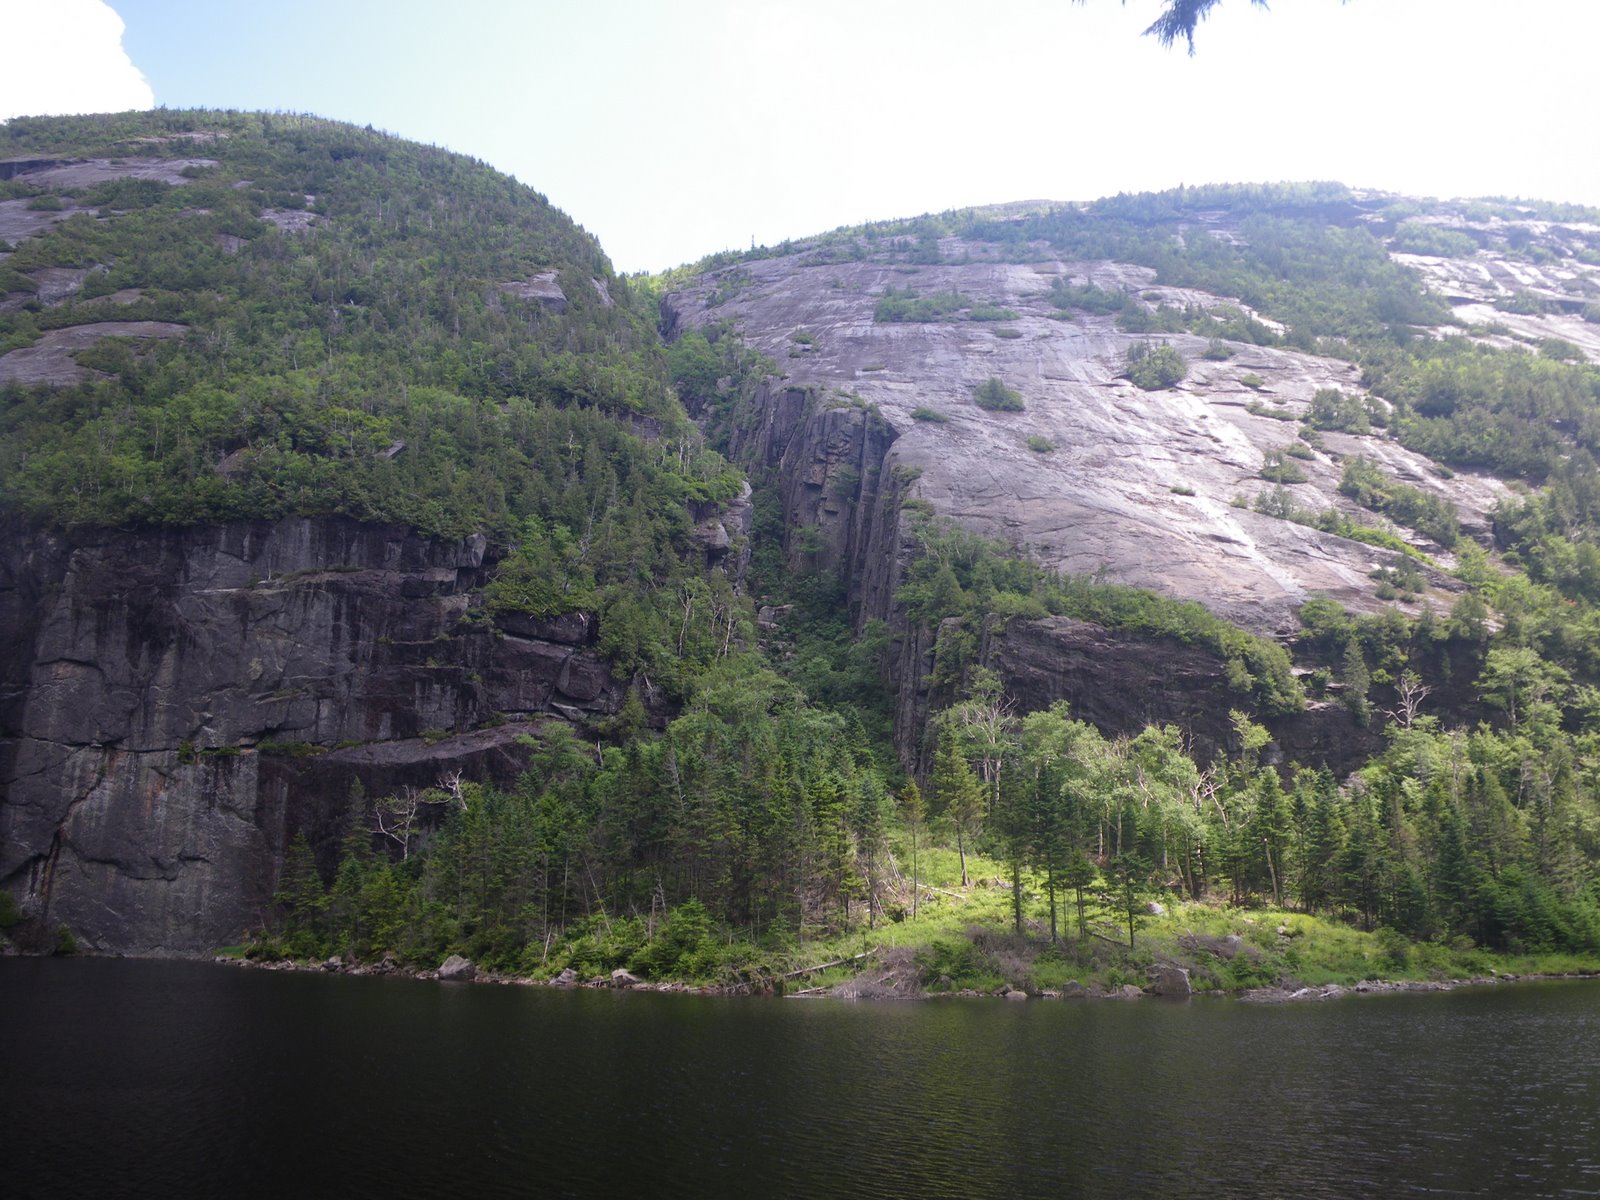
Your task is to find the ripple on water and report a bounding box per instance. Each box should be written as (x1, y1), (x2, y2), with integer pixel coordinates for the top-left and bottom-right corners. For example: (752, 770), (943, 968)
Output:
(3, 962), (1599, 1199)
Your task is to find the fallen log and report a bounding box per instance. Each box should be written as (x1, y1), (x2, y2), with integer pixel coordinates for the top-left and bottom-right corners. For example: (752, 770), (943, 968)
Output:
(780, 949), (875, 980)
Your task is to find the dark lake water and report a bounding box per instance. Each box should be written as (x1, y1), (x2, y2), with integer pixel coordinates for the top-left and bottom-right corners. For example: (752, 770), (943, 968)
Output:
(3, 959), (1599, 1198)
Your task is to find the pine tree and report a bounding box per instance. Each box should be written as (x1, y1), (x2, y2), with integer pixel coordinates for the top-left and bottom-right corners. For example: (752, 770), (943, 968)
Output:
(930, 729), (983, 888)
(898, 781), (925, 920)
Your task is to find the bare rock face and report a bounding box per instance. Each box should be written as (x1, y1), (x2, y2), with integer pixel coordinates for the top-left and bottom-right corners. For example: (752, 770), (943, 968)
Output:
(499, 271), (568, 312)
(0, 156), (218, 189)
(0, 517), (643, 955)
(0, 321), (187, 387)
(1383, 206), (1600, 363)
(662, 227), (1512, 770)
(1150, 965), (1192, 998)
(667, 246), (1502, 636)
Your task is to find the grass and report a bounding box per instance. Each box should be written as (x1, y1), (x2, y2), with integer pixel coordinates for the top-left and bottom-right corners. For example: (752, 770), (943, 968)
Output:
(759, 839), (1600, 998)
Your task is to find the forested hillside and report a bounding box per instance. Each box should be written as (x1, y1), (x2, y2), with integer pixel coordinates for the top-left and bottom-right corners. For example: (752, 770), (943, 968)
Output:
(6, 114), (1600, 994)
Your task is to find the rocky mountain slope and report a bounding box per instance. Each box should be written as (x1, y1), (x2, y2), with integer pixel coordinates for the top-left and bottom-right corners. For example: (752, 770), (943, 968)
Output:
(0, 112), (733, 953)
(7, 113), (1600, 958)
(657, 190), (1600, 767)
(666, 232), (1508, 636)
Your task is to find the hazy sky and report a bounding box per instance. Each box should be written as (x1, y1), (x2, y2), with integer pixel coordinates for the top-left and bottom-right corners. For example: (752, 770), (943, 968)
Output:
(4, 1), (1599, 272)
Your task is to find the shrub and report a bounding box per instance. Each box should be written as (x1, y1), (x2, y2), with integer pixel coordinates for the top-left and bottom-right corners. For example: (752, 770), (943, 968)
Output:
(1202, 338), (1235, 361)
(1240, 372), (1266, 390)
(1496, 291), (1550, 316)
(1254, 485), (1306, 520)
(631, 899), (718, 980)
(874, 286), (969, 322)
(1047, 280), (1126, 315)
(910, 406), (948, 423)
(1126, 341), (1186, 390)
(1026, 435), (1056, 453)
(1390, 223), (1479, 258)
(1247, 400), (1298, 422)
(1307, 387), (1369, 433)
(968, 303), (1019, 321)
(974, 377), (1023, 411)
(1339, 456), (1460, 547)
(1260, 450), (1307, 484)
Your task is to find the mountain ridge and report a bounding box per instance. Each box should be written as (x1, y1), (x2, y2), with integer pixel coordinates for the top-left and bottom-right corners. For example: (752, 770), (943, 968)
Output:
(6, 114), (1600, 977)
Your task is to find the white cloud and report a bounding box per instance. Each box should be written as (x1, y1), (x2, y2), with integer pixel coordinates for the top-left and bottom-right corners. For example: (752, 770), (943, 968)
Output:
(0, 0), (154, 122)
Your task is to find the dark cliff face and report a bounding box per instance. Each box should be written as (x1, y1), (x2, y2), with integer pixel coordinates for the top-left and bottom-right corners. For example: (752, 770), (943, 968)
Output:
(980, 615), (1388, 773)
(0, 518), (639, 954)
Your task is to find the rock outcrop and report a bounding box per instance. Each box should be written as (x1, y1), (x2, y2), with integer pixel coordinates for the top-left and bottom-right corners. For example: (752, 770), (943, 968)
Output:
(0, 517), (645, 955)
(1150, 965), (1193, 998)
(662, 226), (1512, 771)
(665, 244), (1502, 636)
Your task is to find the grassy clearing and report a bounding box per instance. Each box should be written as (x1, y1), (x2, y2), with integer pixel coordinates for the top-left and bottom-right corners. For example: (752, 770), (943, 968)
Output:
(771, 845), (1600, 998)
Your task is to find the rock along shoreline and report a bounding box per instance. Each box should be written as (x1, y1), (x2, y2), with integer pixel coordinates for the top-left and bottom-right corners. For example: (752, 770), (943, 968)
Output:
(206, 950), (1600, 1004)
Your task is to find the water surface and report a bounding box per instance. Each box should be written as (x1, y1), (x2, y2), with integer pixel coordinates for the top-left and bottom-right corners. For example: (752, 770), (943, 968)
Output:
(3, 959), (1598, 1197)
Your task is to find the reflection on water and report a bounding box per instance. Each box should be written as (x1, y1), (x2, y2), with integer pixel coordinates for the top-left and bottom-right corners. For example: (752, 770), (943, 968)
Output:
(3, 959), (1598, 1198)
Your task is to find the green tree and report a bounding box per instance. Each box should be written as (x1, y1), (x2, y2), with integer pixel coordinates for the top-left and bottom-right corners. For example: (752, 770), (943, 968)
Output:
(1102, 852), (1155, 950)
(974, 376), (1024, 411)
(1125, 341), (1186, 390)
(930, 728), (984, 888)
(898, 781), (926, 919)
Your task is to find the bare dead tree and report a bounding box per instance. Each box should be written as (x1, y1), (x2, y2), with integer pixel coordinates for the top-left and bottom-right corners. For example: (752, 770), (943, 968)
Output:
(374, 786), (423, 859)
(1387, 670), (1432, 729)
(437, 769), (469, 811)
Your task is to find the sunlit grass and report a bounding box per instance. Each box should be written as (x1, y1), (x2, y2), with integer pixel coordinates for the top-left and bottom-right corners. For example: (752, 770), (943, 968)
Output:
(769, 856), (1600, 997)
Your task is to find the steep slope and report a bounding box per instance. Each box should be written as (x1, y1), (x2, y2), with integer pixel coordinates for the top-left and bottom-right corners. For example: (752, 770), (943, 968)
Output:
(0, 112), (739, 953)
(665, 229), (1498, 636)
(663, 186), (1600, 768)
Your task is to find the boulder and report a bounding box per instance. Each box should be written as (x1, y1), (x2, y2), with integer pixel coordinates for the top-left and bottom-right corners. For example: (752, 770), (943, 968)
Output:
(611, 969), (643, 989)
(1004, 987), (1028, 1001)
(554, 967), (579, 987)
(321, 955), (342, 972)
(1150, 964), (1192, 998)
(437, 954), (476, 981)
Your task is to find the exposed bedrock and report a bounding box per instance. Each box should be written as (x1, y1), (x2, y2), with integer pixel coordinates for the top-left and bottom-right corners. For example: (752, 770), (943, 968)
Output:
(0, 518), (640, 954)
(661, 245), (1499, 775)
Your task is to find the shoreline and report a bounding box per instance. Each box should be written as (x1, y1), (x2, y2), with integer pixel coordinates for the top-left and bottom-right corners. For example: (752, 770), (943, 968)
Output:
(189, 951), (1600, 1004)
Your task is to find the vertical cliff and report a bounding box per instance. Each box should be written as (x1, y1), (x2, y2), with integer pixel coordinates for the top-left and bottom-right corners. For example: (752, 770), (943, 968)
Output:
(0, 518), (643, 953)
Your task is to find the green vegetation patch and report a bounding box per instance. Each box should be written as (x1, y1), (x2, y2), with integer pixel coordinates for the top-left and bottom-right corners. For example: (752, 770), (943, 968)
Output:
(873, 286), (970, 322)
(974, 377), (1023, 411)
(1126, 341), (1186, 390)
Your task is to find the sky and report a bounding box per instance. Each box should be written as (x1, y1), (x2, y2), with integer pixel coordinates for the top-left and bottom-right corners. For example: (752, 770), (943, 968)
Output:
(3, 0), (1600, 273)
